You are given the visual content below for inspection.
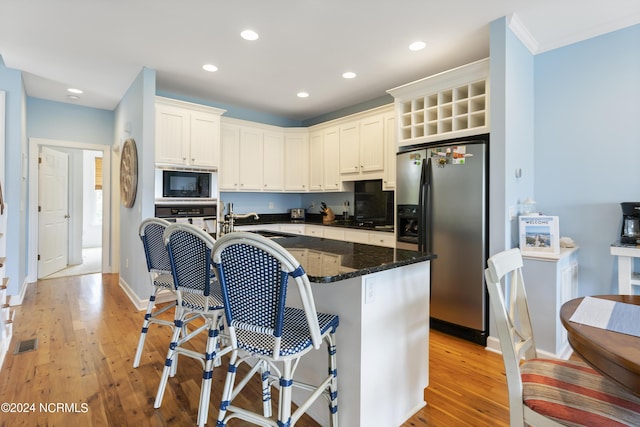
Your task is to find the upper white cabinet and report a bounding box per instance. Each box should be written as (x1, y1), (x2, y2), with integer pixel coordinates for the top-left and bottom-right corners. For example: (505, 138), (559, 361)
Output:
(238, 127), (264, 190)
(339, 114), (384, 179)
(219, 123), (240, 190)
(387, 58), (489, 147)
(221, 119), (304, 192)
(308, 131), (323, 191)
(155, 97), (225, 168)
(382, 112), (396, 190)
(262, 131), (284, 191)
(322, 127), (341, 191)
(218, 104), (394, 193)
(220, 122), (264, 191)
(284, 130), (309, 191)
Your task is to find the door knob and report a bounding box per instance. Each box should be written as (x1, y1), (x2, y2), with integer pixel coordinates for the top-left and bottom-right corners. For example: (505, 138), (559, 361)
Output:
(64, 214), (71, 219)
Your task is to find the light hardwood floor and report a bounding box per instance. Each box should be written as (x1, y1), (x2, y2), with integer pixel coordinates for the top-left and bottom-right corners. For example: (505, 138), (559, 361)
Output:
(0, 273), (510, 426)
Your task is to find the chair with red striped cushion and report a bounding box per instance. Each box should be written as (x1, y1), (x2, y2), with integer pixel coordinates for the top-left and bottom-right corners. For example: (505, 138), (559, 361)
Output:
(485, 248), (640, 427)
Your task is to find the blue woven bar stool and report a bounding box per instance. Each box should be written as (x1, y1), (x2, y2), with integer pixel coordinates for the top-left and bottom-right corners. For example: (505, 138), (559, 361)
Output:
(134, 217), (177, 368)
(212, 231), (339, 427)
(154, 223), (230, 427)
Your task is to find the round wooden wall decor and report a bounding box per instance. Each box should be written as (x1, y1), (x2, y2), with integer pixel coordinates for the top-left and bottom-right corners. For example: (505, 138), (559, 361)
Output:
(120, 138), (138, 208)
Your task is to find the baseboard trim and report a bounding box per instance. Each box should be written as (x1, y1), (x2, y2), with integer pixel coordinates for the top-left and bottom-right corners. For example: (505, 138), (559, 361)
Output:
(485, 335), (572, 360)
(118, 276), (176, 312)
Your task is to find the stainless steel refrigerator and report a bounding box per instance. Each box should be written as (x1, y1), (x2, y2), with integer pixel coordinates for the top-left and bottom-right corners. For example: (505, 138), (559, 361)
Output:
(396, 134), (489, 345)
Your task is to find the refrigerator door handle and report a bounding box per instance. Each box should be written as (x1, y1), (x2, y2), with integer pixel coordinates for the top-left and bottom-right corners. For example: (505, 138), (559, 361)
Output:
(424, 157), (433, 253)
(418, 158), (431, 252)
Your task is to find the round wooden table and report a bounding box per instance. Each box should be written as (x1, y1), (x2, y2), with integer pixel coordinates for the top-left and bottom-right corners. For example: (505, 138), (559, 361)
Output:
(560, 295), (640, 396)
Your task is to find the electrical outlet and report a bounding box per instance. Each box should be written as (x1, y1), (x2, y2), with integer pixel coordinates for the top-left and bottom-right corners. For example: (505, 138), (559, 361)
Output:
(268, 202), (274, 209)
(125, 258), (129, 269)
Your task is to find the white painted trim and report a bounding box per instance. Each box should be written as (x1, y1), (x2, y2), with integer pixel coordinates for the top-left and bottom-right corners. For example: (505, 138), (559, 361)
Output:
(8, 277), (29, 306)
(118, 276), (176, 312)
(507, 13), (540, 54)
(28, 138), (112, 282)
(486, 335), (571, 360)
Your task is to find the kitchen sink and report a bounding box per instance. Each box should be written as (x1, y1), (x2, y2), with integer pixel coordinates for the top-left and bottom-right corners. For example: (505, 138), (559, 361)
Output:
(250, 230), (288, 240)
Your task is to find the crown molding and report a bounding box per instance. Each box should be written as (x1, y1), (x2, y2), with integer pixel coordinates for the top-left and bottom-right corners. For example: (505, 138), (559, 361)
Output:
(508, 13), (540, 54)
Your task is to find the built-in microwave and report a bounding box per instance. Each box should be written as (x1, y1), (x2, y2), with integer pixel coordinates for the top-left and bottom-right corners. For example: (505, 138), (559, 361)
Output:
(162, 170), (212, 199)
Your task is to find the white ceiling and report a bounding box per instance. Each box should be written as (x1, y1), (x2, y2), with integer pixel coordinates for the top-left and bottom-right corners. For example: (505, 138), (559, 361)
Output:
(1, 0), (639, 122)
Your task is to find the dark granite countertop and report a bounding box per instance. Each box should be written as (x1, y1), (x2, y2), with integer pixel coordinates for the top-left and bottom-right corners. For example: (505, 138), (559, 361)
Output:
(245, 230), (435, 283)
(233, 213), (395, 233)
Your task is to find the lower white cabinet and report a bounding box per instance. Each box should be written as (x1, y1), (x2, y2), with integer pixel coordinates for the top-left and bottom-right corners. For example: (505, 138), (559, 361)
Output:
(522, 247), (579, 358)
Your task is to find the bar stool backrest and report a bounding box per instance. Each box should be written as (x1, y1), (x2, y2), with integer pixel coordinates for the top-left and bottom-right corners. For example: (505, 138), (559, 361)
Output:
(139, 217), (172, 274)
(163, 223), (216, 297)
(212, 232), (323, 359)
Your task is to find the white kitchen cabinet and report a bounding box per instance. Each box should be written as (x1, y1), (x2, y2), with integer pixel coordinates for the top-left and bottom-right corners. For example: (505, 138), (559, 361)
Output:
(284, 131), (309, 191)
(344, 229), (370, 244)
(368, 231), (395, 247)
(339, 115), (384, 179)
(239, 127), (263, 190)
(219, 124), (240, 190)
(279, 224), (305, 235)
(220, 123), (264, 191)
(387, 58), (489, 147)
(322, 127), (341, 191)
(322, 227), (345, 241)
(522, 247), (579, 358)
(344, 228), (395, 248)
(155, 97), (224, 168)
(308, 132), (323, 191)
(339, 122), (360, 175)
(305, 224), (324, 237)
(263, 131), (284, 191)
(383, 112), (396, 190)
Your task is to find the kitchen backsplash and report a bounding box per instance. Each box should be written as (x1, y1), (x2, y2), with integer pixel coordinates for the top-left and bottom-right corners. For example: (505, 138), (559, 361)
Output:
(220, 191), (354, 218)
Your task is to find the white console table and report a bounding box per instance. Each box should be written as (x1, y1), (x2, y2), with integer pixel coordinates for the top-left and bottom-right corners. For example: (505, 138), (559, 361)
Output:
(610, 243), (640, 294)
(522, 247), (579, 359)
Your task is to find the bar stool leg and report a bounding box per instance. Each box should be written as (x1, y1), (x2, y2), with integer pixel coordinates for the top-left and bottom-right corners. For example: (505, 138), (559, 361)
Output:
(154, 309), (184, 409)
(327, 332), (339, 426)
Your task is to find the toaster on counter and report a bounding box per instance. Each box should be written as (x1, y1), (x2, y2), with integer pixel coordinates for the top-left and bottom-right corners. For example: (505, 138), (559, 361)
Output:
(290, 208), (305, 220)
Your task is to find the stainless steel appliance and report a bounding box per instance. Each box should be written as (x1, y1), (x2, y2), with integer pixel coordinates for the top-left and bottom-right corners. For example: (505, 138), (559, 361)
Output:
(396, 134), (489, 345)
(620, 202), (640, 244)
(290, 208), (305, 221)
(155, 203), (217, 235)
(161, 169), (212, 199)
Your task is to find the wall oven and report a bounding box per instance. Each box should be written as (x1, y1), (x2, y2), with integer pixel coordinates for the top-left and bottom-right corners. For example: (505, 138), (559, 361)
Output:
(155, 203), (217, 236)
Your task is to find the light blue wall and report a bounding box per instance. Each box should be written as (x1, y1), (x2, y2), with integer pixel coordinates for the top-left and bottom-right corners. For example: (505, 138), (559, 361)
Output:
(219, 191), (355, 219)
(156, 90), (303, 128)
(116, 67), (157, 300)
(489, 18), (535, 254)
(534, 24), (640, 295)
(27, 98), (114, 144)
(0, 59), (27, 296)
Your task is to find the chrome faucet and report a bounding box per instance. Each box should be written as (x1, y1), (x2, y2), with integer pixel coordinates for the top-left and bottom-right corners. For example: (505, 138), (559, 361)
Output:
(224, 202), (259, 233)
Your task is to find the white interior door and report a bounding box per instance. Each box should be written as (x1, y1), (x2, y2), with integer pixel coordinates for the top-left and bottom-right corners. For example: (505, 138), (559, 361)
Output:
(38, 146), (70, 278)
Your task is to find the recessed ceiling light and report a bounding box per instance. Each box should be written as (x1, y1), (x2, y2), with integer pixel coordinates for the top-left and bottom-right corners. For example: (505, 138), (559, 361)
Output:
(297, 92), (309, 98)
(241, 30), (259, 41)
(202, 64), (218, 72)
(342, 71), (357, 79)
(409, 41), (426, 51)
(67, 88), (83, 94)
(68, 95), (80, 100)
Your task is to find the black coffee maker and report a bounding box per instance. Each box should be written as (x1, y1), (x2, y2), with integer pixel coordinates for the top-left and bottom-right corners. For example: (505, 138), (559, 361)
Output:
(620, 202), (640, 244)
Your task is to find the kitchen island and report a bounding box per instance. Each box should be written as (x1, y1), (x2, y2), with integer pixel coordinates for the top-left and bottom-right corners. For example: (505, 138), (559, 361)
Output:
(250, 231), (435, 427)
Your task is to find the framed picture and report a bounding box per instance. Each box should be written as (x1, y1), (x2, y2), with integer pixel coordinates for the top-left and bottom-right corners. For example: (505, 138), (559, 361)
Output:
(519, 215), (560, 256)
